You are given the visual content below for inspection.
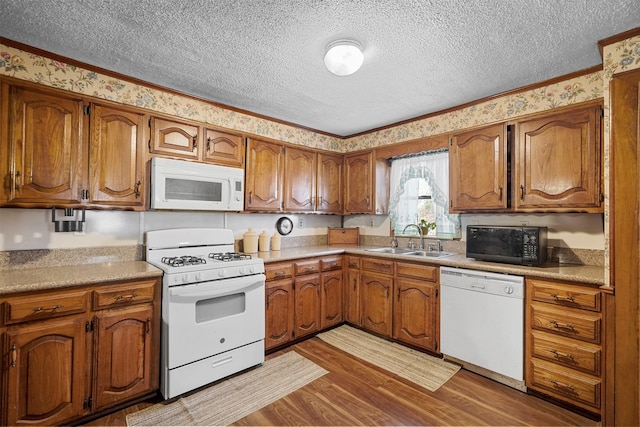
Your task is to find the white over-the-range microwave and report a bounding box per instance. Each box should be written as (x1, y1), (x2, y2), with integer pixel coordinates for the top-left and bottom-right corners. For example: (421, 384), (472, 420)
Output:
(150, 157), (244, 211)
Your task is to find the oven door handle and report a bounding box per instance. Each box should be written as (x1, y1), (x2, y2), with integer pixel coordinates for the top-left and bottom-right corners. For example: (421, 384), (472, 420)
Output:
(168, 274), (266, 300)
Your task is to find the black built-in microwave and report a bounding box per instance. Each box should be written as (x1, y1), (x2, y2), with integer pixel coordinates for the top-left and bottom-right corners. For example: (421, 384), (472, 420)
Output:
(466, 225), (548, 266)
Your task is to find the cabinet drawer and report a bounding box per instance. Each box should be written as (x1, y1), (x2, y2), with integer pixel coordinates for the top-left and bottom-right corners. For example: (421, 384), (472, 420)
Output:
(265, 263), (293, 281)
(93, 280), (156, 310)
(361, 258), (394, 275)
(3, 289), (88, 325)
(529, 358), (601, 410)
(530, 303), (601, 344)
(294, 259), (320, 276)
(531, 331), (601, 375)
(346, 256), (360, 269)
(321, 256), (343, 271)
(528, 278), (600, 312)
(396, 262), (437, 282)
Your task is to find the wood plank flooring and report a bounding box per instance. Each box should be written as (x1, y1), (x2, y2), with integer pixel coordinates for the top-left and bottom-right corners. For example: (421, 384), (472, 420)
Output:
(84, 337), (599, 426)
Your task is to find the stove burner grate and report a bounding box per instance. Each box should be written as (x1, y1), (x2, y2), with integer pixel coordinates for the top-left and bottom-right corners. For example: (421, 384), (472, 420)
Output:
(161, 255), (207, 267)
(208, 252), (252, 262)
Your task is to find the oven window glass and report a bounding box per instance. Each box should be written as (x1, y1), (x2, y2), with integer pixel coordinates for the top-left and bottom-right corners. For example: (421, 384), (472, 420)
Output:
(166, 178), (222, 202)
(195, 292), (245, 323)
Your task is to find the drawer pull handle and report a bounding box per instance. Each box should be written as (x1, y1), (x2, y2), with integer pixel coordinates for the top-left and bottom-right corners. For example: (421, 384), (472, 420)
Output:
(273, 271), (287, 278)
(303, 267), (315, 272)
(115, 293), (138, 303)
(550, 320), (575, 331)
(349, 263), (358, 268)
(33, 304), (63, 313)
(146, 317), (151, 334)
(550, 349), (575, 361)
(550, 379), (576, 393)
(550, 293), (575, 302)
(10, 344), (17, 368)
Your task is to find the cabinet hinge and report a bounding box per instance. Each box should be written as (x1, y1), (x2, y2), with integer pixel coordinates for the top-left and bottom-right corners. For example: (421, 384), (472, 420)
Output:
(83, 397), (93, 410)
(599, 192), (605, 203)
(83, 105), (90, 115)
(292, 330), (295, 339)
(85, 320), (94, 332)
(600, 108), (604, 118)
(436, 288), (439, 298)
(280, 201), (284, 209)
(282, 146), (286, 154)
(149, 118), (152, 127)
(449, 137), (453, 146)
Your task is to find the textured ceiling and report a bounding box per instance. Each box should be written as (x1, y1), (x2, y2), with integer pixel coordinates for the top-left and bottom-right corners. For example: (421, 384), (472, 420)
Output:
(1, 0), (639, 137)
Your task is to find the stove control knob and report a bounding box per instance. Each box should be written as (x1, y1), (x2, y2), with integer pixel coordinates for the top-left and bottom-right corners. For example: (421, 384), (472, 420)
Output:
(504, 285), (514, 294)
(239, 267), (246, 276)
(218, 269), (226, 278)
(182, 274), (190, 283)
(194, 272), (201, 281)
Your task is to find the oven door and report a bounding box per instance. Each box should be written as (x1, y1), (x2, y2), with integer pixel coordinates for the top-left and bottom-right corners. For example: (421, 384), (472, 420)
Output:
(165, 274), (265, 369)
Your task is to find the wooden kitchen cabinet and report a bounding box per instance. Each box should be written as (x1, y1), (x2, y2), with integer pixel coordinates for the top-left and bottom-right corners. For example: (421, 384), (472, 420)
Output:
(514, 103), (603, 212)
(89, 103), (146, 208)
(294, 273), (321, 338)
(245, 138), (284, 211)
(344, 150), (389, 214)
(525, 277), (604, 416)
(149, 115), (200, 160)
(283, 146), (316, 212)
(265, 262), (294, 350)
(0, 277), (161, 426)
(149, 116), (244, 168)
(202, 127), (244, 167)
(393, 262), (439, 352)
(320, 256), (343, 328)
(449, 123), (508, 212)
(344, 256), (361, 326)
(0, 80), (148, 210)
(317, 152), (343, 213)
(1, 81), (86, 206)
(360, 257), (394, 337)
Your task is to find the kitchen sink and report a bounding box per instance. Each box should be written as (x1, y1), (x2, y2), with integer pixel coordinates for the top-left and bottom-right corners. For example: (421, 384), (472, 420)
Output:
(365, 247), (457, 258)
(406, 250), (457, 258)
(365, 247), (416, 254)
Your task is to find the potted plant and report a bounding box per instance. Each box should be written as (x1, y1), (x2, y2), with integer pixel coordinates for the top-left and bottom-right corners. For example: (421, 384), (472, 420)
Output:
(419, 219), (436, 236)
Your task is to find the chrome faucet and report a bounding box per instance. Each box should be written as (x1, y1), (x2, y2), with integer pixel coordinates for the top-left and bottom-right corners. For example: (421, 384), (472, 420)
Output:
(402, 224), (424, 250)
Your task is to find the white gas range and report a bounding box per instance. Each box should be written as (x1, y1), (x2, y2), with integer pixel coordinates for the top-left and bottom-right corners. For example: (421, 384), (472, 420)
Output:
(145, 228), (265, 399)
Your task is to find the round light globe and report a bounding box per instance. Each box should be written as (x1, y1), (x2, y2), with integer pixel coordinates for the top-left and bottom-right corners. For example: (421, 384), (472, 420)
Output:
(324, 40), (364, 76)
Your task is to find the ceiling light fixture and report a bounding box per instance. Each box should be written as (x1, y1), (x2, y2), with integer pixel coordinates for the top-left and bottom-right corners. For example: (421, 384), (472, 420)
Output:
(324, 39), (364, 76)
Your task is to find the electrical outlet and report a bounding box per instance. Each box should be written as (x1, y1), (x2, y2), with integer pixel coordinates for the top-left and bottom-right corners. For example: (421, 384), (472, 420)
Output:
(370, 219), (375, 227)
(521, 221), (529, 226)
(298, 218), (303, 228)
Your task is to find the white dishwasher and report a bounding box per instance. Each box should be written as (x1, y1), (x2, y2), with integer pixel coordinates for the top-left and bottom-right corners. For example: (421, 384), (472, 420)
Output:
(440, 266), (526, 391)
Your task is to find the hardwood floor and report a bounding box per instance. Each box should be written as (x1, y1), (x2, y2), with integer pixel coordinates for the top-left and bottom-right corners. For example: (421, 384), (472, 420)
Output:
(84, 337), (599, 426)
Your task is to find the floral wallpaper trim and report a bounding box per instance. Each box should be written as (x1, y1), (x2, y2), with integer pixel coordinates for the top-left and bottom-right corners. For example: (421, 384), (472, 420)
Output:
(0, 43), (344, 152)
(1, 42), (605, 154)
(346, 71), (604, 151)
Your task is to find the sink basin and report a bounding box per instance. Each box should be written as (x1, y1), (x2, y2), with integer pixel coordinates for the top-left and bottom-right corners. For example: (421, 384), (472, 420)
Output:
(365, 247), (416, 254)
(406, 250), (457, 258)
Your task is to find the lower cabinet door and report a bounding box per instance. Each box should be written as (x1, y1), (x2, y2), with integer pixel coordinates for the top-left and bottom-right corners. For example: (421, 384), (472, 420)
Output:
(265, 280), (295, 350)
(4, 317), (87, 426)
(393, 278), (438, 351)
(360, 272), (393, 336)
(93, 305), (156, 411)
(294, 274), (321, 338)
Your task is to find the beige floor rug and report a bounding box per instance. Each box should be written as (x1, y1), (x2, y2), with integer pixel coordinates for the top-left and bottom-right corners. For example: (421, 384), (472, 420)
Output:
(317, 325), (460, 392)
(126, 351), (328, 426)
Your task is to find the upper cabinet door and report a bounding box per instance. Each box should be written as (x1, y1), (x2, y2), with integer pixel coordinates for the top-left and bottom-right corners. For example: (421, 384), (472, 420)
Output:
(344, 151), (373, 214)
(203, 128), (244, 167)
(149, 116), (199, 160)
(89, 103), (146, 208)
(5, 84), (85, 205)
(514, 105), (602, 212)
(317, 153), (343, 213)
(283, 146), (316, 212)
(245, 138), (284, 211)
(449, 123), (508, 212)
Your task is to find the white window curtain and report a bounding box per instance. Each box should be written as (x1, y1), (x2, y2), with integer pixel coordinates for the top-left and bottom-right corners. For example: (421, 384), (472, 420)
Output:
(388, 150), (460, 237)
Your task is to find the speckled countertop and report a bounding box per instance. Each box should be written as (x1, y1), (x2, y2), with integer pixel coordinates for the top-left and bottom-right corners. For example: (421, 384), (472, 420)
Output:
(0, 261), (162, 296)
(256, 245), (606, 286)
(0, 244), (605, 297)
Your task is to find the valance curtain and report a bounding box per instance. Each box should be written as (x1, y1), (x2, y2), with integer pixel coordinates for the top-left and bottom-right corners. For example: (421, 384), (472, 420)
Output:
(388, 150), (460, 237)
